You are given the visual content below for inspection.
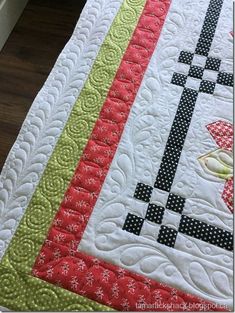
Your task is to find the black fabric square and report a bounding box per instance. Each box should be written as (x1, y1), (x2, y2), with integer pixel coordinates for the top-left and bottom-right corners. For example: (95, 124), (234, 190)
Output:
(178, 51), (193, 65)
(171, 73), (187, 87)
(199, 80), (215, 94)
(134, 183), (153, 203)
(145, 203), (165, 224)
(188, 65), (204, 79)
(123, 213), (144, 236)
(195, 36), (211, 56)
(205, 57), (221, 71)
(166, 193), (185, 214)
(157, 225), (178, 248)
(217, 72), (233, 87)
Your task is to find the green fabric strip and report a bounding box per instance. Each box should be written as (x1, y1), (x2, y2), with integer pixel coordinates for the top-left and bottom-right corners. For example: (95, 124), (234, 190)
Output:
(0, 264), (113, 311)
(0, 0), (146, 310)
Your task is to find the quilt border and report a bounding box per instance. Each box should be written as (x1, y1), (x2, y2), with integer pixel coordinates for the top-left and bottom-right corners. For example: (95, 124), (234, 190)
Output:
(0, 0), (147, 310)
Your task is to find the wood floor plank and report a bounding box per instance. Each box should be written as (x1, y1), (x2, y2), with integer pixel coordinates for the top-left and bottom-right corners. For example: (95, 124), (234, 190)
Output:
(0, 0), (86, 170)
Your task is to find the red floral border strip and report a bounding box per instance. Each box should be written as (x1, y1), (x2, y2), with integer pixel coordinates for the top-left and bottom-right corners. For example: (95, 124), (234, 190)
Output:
(33, 0), (228, 311)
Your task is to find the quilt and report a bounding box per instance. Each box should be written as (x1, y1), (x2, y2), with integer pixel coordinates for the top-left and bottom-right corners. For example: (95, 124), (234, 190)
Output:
(0, 0), (233, 311)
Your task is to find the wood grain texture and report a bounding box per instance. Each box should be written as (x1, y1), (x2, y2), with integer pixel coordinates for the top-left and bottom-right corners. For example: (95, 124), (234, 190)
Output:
(0, 0), (86, 170)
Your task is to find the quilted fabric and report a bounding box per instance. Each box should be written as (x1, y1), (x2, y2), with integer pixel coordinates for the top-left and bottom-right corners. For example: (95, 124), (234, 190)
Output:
(0, 0), (123, 260)
(0, 0), (233, 311)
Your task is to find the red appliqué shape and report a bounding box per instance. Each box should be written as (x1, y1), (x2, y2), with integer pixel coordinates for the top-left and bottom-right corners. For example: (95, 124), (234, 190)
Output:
(207, 120), (233, 213)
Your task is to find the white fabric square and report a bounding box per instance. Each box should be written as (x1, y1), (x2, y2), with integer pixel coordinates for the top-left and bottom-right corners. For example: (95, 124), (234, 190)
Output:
(192, 54), (207, 67)
(151, 188), (169, 207)
(161, 209), (181, 230)
(185, 77), (201, 90)
(203, 69), (218, 82)
(177, 62), (190, 75)
(140, 220), (160, 241)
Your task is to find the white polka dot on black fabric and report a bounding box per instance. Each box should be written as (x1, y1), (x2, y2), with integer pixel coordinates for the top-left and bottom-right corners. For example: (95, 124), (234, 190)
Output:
(179, 215), (233, 251)
(199, 80), (215, 94)
(217, 72), (233, 87)
(188, 65), (204, 79)
(205, 57), (221, 71)
(171, 73), (187, 87)
(155, 88), (198, 192)
(178, 51), (194, 65)
(166, 193), (185, 214)
(123, 213), (144, 236)
(195, 36), (211, 56)
(134, 183), (153, 203)
(195, 0), (223, 57)
(145, 203), (165, 224)
(157, 225), (178, 248)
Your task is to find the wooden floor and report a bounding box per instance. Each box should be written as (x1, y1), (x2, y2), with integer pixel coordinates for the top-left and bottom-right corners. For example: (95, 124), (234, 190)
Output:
(0, 0), (86, 170)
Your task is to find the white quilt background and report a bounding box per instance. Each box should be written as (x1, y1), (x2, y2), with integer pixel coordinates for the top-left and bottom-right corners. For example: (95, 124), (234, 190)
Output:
(78, 0), (233, 308)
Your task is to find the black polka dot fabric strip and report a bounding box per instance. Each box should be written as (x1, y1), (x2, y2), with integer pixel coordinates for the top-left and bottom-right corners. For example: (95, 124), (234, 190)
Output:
(155, 88), (198, 192)
(178, 215), (233, 251)
(195, 0), (223, 56)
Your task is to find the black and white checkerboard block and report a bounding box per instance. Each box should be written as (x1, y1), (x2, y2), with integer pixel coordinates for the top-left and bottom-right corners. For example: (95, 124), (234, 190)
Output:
(175, 48), (233, 93)
(179, 215), (233, 252)
(173, 55), (233, 91)
(179, 54), (222, 70)
(134, 182), (153, 203)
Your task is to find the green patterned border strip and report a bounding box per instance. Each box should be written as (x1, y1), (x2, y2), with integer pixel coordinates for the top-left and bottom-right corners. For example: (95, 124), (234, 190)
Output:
(0, 0), (146, 310)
